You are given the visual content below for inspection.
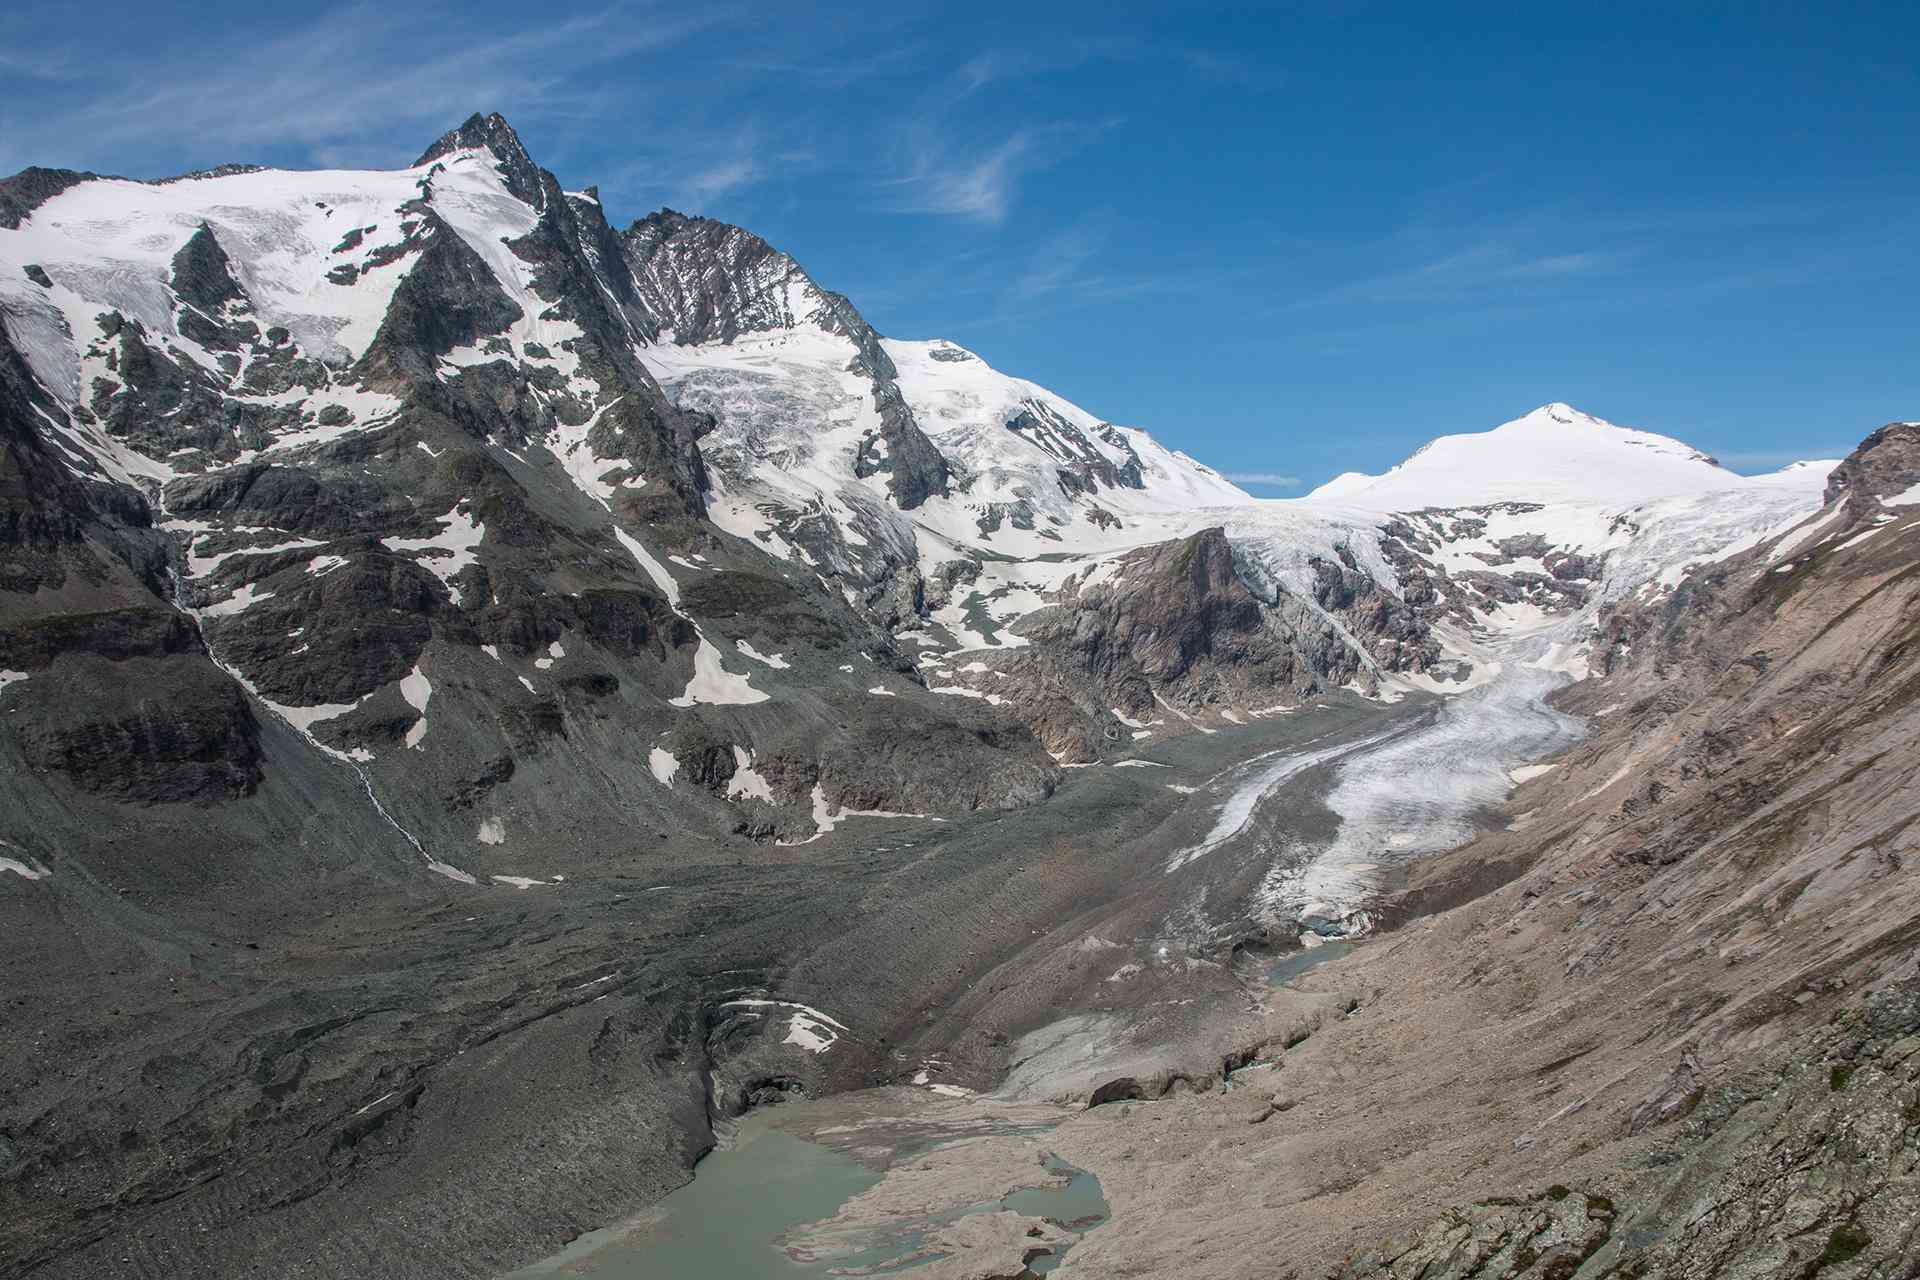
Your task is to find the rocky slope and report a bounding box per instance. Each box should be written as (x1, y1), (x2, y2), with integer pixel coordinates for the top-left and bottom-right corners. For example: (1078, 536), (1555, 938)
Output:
(1029, 422), (1920, 1279)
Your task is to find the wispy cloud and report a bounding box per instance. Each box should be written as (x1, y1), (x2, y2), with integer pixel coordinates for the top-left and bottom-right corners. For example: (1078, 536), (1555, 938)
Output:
(723, 40), (929, 90)
(883, 131), (1040, 223)
(954, 39), (1140, 96)
(880, 114), (1124, 225)
(1227, 471), (1303, 488)
(1005, 220), (1110, 303)
(1277, 197), (1862, 324)
(682, 157), (759, 201)
(1305, 239), (1637, 309)
(0, 1), (731, 175)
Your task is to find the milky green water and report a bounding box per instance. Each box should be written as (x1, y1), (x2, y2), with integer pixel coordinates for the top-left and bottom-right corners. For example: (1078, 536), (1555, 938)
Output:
(1268, 940), (1357, 986)
(505, 1113), (877, 1278)
(505, 1108), (1108, 1279)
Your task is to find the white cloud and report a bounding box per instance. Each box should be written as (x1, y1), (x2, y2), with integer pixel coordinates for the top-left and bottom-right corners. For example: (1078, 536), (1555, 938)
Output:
(2, 2), (727, 174)
(885, 132), (1036, 223)
(1226, 471), (1303, 488)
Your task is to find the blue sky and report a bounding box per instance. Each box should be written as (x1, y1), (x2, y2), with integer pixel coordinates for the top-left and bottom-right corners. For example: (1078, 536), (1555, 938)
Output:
(4, 2), (1915, 491)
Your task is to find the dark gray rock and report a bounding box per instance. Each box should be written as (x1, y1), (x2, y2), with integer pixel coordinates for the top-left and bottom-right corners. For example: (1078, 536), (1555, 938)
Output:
(0, 166), (99, 229)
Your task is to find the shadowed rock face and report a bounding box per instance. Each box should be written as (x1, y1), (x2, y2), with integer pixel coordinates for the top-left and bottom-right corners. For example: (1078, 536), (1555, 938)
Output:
(168, 224), (246, 315)
(924, 526), (1438, 759)
(13, 659), (263, 803)
(0, 166), (99, 230)
(413, 111), (546, 207)
(1035, 526), (1289, 693)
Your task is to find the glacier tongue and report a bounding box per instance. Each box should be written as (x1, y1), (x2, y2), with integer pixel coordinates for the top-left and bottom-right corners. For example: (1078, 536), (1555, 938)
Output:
(1230, 464), (1837, 935)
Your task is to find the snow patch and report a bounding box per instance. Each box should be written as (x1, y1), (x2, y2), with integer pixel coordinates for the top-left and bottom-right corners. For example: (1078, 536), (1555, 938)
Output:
(736, 640), (790, 668)
(726, 746), (776, 802)
(671, 637), (771, 707)
(648, 747), (679, 786)
(382, 504), (484, 606)
(1580, 764), (1633, 801)
(720, 998), (848, 1055)
(399, 665), (431, 750)
(201, 580), (275, 617)
(1883, 480), (1920, 507)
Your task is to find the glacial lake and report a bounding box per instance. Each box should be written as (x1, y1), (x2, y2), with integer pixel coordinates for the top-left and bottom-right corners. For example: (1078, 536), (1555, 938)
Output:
(506, 1101), (1107, 1278)
(1268, 939), (1357, 986)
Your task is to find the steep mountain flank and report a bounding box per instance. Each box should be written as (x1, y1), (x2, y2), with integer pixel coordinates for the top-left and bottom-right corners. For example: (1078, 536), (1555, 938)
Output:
(922, 526), (1417, 760)
(621, 209), (951, 511)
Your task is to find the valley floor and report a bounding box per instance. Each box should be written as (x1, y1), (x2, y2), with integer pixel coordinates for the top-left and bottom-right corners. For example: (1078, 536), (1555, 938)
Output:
(10, 696), (1420, 1280)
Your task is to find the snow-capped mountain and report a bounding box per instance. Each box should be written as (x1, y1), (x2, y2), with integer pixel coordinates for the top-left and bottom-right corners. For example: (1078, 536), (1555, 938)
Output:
(1305, 401), (1740, 508)
(616, 206), (1246, 631)
(0, 111), (1843, 800)
(908, 396), (1836, 757)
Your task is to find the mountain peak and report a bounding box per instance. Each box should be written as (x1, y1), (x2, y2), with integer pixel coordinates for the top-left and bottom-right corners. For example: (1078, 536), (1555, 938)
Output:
(1529, 401), (1584, 424)
(1304, 404), (1739, 509)
(414, 112), (544, 205)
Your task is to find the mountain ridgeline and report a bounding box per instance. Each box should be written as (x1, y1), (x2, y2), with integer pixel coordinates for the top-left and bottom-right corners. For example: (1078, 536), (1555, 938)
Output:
(2, 113), (1916, 1279)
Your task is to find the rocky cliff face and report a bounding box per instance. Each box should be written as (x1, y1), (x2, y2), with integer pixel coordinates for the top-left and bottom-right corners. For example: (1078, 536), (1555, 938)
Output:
(922, 527), (1410, 759)
(0, 112), (1058, 839)
(621, 207), (951, 511)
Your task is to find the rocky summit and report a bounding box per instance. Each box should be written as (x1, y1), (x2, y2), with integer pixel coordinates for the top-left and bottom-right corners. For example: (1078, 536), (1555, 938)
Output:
(1, 113), (1915, 1280)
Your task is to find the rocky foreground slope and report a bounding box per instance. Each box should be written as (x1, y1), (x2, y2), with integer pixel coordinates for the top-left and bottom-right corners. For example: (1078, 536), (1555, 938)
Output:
(0, 110), (1914, 1279)
(1036, 423), (1920, 1279)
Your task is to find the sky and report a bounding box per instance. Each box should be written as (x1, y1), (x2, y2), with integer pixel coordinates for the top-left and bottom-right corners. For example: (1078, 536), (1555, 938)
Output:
(3, 1), (1915, 493)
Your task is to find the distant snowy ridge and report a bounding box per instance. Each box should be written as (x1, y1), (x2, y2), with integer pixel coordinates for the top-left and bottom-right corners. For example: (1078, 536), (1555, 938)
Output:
(0, 112), (1842, 746)
(1303, 403), (1740, 509)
